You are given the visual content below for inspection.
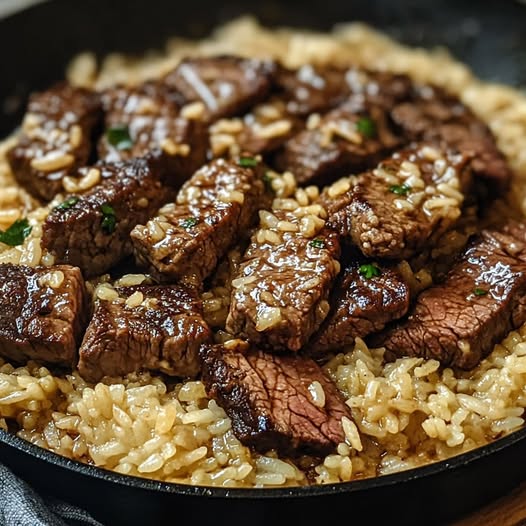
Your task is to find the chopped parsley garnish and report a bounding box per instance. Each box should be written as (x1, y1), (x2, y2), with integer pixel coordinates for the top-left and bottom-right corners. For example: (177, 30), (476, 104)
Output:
(309, 238), (325, 249)
(263, 172), (274, 192)
(100, 203), (117, 234)
(106, 125), (133, 150)
(0, 218), (32, 246)
(179, 217), (198, 229)
(473, 287), (488, 296)
(359, 263), (381, 279)
(356, 116), (377, 139)
(389, 184), (412, 196)
(238, 157), (258, 168)
(55, 196), (80, 212)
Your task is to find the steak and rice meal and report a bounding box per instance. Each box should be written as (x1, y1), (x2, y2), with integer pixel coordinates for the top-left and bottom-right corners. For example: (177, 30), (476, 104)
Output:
(2, 17), (526, 487)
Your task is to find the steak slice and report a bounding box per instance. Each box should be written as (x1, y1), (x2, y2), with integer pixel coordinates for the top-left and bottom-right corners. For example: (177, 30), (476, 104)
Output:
(0, 264), (89, 367)
(98, 82), (208, 187)
(7, 83), (102, 201)
(307, 257), (411, 356)
(372, 222), (526, 369)
(164, 56), (276, 122)
(277, 65), (412, 116)
(391, 85), (512, 195)
(42, 158), (174, 278)
(208, 99), (300, 158)
(226, 208), (340, 352)
(78, 284), (211, 382)
(200, 340), (355, 457)
(131, 157), (269, 286)
(274, 99), (401, 186)
(326, 143), (474, 259)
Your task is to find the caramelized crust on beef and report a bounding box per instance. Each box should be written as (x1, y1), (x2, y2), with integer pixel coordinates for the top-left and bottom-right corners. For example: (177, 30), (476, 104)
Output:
(7, 83), (102, 201)
(0, 264), (89, 367)
(79, 284), (211, 382)
(42, 158), (174, 277)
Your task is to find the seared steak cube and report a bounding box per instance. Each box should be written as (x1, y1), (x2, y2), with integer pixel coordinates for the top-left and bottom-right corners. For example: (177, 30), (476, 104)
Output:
(226, 208), (341, 352)
(277, 65), (412, 116)
(0, 264), (88, 367)
(372, 222), (526, 369)
(98, 82), (208, 187)
(209, 99), (300, 158)
(42, 158), (174, 278)
(326, 143), (473, 259)
(131, 158), (269, 286)
(78, 284), (211, 382)
(274, 100), (400, 186)
(308, 258), (411, 355)
(164, 56), (276, 122)
(7, 83), (102, 201)
(391, 85), (512, 195)
(200, 340), (355, 457)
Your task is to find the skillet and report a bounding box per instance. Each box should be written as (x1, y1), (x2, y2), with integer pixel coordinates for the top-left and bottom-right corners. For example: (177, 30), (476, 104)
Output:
(1, 1), (526, 524)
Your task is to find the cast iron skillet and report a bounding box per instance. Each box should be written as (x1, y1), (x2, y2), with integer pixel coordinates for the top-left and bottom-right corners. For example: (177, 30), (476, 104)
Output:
(1, 1), (526, 525)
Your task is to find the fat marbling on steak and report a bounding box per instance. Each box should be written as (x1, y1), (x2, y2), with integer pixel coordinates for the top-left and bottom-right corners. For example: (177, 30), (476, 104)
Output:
(7, 82), (102, 201)
(78, 284), (211, 382)
(372, 222), (526, 369)
(0, 264), (89, 367)
(200, 339), (355, 457)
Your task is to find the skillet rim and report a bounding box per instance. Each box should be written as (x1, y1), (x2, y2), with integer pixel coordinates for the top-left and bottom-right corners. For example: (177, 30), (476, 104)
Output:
(1, 0), (526, 505)
(2, 425), (526, 498)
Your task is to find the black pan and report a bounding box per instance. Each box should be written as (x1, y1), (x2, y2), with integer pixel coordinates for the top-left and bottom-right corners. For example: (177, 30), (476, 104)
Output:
(1, 1), (526, 525)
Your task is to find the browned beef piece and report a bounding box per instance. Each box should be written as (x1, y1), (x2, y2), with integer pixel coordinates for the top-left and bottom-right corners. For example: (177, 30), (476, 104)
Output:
(209, 99), (302, 158)
(326, 143), (474, 259)
(371, 222), (526, 369)
(98, 82), (208, 188)
(131, 158), (269, 286)
(277, 65), (412, 116)
(226, 215), (341, 352)
(200, 340), (354, 457)
(7, 83), (102, 201)
(42, 158), (174, 278)
(391, 85), (512, 195)
(307, 258), (410, 356)
(78, 284), (211, 382)
(0, 264), (89, 367)
(164, 56), (276, 122)
(274, 99), (401, 186)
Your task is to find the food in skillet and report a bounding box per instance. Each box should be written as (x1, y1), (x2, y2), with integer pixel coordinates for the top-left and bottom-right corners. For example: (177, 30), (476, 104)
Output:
(1, 18), (526, 487)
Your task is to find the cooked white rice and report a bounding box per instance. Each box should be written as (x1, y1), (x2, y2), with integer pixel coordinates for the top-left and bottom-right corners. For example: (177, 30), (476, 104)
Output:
(1, 17), (526, 488)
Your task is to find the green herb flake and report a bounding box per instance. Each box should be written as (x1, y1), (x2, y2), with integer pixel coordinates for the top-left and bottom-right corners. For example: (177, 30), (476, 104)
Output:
(238, 157), (258, 168)
(359, 263), (381, 279)
(473, 287), (488, 296)
(55, 196), (80, 212)
(263, 172), (275, 192)
(179, 217), (198, 229)
(389, 184), (412, 196)
(100, 203), (117, 234)
(0, 218), (32, 247)
(106, 125), (133, 150)
(309, 238), (325, 249)
(356, 116), (377, 139)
